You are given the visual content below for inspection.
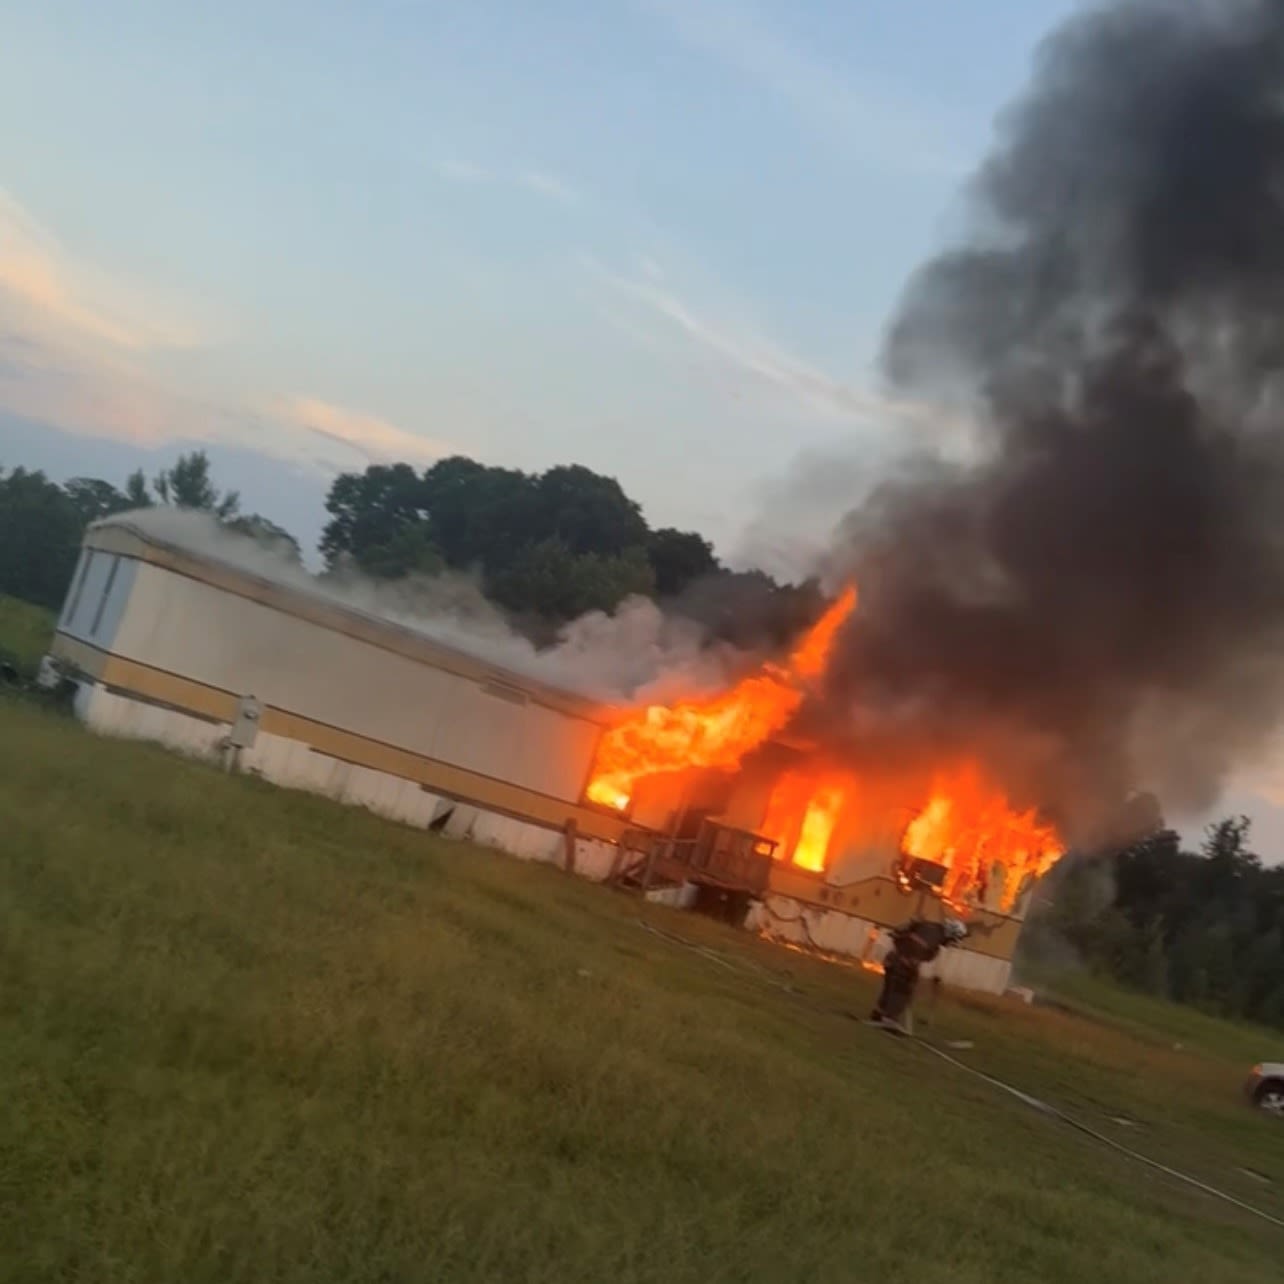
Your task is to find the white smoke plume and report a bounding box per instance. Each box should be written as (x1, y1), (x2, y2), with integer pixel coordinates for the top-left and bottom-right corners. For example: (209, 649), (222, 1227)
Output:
(99, 507), (744, 704)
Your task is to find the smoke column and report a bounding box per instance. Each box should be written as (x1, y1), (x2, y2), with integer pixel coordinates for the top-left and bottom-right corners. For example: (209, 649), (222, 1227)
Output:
(811, 0), (1284, 840)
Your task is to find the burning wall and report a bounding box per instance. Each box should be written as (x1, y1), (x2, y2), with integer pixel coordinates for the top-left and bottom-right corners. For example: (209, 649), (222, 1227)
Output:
(583, 583), (1066, 917)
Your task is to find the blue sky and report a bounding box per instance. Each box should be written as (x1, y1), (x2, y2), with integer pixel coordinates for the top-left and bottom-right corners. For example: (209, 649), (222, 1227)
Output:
(1, 0), (1078, 559)
(7, 0), (1283, 851)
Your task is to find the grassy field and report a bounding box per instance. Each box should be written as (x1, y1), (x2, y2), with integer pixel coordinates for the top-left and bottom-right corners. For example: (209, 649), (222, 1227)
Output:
(2, 699), (1283, 1283)
(0, 593), (55, 675)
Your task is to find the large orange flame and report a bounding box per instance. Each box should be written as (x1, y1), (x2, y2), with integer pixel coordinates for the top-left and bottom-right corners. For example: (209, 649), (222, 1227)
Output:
(791, 784), (845, 872)
(761, 770), (851, 873)
(585, 586), (857, 811)
(901, 764), (1064, 911)
(585, 579), (1067, 912)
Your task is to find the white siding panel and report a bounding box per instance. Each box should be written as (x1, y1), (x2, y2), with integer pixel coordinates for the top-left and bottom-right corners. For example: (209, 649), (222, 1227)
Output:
(443, 805), (480, 841)
(376, 779), (407, 823)
(387, 781), (426, 827)
(73, 680), (96, 721)
(324, 759), (352, 799)
(240, 731), (293, 785)
(270, 740), (309, 788)
(461, 812), (567, 867)
(802, 907), (873, 956)
(79, 686), (225, 759)
(409, 785), (441, 828)
(747, 896), (1012, 995)
(330, 765), (425, 824)
(341, 765), (385, 812)
(932, 950), (1011, 994)
(111, 564), (601, 802)
(521, 821), (564, 865)
(573, 839), (619, 883)
(469, 811), (515, 849)
(417, 792), (449, 828)
(72, 689), (627, 886)
(516, 825), (561, 863)
(294, 747), (329, 792)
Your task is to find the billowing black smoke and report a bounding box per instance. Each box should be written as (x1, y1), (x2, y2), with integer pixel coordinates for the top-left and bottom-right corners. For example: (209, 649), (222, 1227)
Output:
(809, 0), (1284, 842)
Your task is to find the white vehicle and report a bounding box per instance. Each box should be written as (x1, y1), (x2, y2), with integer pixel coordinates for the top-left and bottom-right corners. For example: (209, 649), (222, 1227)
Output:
(1246, 1062), (1284, 1115)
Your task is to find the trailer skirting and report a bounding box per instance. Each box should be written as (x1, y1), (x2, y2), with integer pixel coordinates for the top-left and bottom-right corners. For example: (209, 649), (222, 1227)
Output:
(70, 681), (1013, 995)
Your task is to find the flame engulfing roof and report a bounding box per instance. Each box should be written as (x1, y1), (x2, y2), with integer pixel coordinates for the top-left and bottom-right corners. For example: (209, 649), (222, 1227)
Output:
(584, 587), (857, 810)
(584, 581), (1066, 911)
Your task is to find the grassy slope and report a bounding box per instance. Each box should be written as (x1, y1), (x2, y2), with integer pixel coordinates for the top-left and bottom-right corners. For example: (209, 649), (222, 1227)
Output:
(0, 593), (55, 675)
(2, 700), (1282, 1283)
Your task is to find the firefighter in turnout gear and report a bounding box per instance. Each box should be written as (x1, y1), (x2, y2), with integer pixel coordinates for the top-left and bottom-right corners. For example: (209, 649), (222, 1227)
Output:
(870, 917), (969, 1030)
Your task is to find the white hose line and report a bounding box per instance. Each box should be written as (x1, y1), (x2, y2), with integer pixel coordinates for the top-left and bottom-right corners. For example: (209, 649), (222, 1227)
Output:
(909, 1036), (1284, 1230)
(636, 918), (1284, 1232)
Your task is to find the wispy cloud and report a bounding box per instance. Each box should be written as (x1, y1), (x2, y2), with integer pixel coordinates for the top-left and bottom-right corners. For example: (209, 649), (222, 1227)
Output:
(0, 333), (455, 478)
(517, 170), (579, 205)
(591, 258), (911, 424)
(0, 189), (204, 351)
(0, 335), (191, 446)
(274, 396), (456, 466)
(638, 0), (961, 177)
(433, 160), (581, 205)
(0, 190), (276, 463)
(0, 186), (470, 478)
(435, 159), (491, 184)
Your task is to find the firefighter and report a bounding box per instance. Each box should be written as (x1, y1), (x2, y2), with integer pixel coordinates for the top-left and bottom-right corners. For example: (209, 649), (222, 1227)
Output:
(870, 916), (969, 1030)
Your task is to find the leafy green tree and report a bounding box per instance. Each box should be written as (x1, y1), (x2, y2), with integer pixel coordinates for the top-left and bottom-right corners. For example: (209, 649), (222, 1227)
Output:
(574, 544), (656, 612)
(320, 463), (433, 573)
(1258, 983), (1284, 1029)
(325, 456), (664, 617)
(1140, 919), (1170, 996)
(1199, 816), (1260, 899)
(0, 467), (84, 609)
(1113, 827), (1185, 928)
(490, 538), (655, 620)
(646, 527), (720, 597)
(154, 450), (239, 518)
(63, 477), (133, 524)
(352, 523), (442, 580)
(531, 464), (648, 558)
(420, 457), (535, 573)
(123, 469), (153, 509)
(1038, 810), (1284, 1029)
(1168, 930), (1211, 1006)
(224, 514), (304, 565)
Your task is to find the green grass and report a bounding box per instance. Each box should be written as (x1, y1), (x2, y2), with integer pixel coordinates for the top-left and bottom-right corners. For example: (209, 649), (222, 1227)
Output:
(2, 700), (1282, 1283)
(0, 592), (55, 676)
(1024, 967), (1283, 1067)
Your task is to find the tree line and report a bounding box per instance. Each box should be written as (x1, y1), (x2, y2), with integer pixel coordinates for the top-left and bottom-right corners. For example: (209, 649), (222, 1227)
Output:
(0, 449), (822, 646)
(0, 453), (300, 611)
(1029, 817), (1284, 1030)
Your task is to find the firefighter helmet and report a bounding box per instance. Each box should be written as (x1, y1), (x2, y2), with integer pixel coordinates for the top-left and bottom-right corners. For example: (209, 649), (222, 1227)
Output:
(944, 917), (968, 943)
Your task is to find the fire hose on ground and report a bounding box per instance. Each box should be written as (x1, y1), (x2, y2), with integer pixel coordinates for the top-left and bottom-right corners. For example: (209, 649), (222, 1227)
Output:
(634, 919), (1284, 1233)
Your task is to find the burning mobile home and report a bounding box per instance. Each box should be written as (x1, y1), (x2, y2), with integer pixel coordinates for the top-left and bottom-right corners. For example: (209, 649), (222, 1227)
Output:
(579, 585), (1063, 994)
(44, 515), (1064, 996)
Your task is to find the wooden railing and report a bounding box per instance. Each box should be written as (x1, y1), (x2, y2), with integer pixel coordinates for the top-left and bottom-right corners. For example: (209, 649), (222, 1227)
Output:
(613, 819), (777, 895)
